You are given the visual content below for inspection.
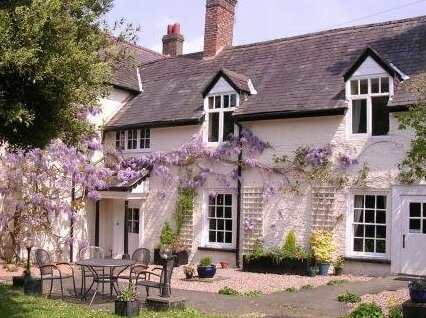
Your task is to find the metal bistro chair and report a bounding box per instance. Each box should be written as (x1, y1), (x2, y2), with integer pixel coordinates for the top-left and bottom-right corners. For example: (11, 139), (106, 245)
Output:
(77, 246), (105, 296)
(116, 248), (150, 284)
(135, 256), (175, 297)
(35, 248), (77, 298)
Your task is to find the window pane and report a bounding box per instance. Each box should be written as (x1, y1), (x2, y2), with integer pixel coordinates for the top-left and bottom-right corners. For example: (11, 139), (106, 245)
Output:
(376, 240), (386, 253)
(376, 226), (386, 239)
(366, 195), (375, 208)
(225, 207), (232, 218)
(365, 225), (375, 238)
(365, 239), (375, 252)
(377, 196), (386, 209)
(360, 79), (368, 94)
(409, 219), (421, 233)
(217, 219), (224, 230)
(209, 206), (215, 217)
(365, 210), (375, 223)
(133, 222), (139, 234)
(209, 219), (216, 230)
(372, 96), (389, 136)
(209, 231), (215, 242)
(217, 231), (224, 243)
(376, 211), (386, 224)
(217, 206), (223, 218)
(423, 220), (426, 234)
(352, 99), (367, 133)
(354, 195), (364, 208)
(214, 96), (221, 109)
(225, 194), (232, 205)
(371, 78), (380, 93)
(226, 220), (232, 231)
(223, 111), (235, 141)
(354, 224), (364, 237)
(381, 77), (389, 93)
(225, 232), (232, 243)
(410, 203), (421, 217)
(217, 194), (224, 205)
(423, 204), (426, 217)
(350, 80), (359, 95)
(208, 113), (219, 142)
(230, 94), (237, 107)
(223, 95), (230, 108)
(354, 238), (363, 251)
(208, 96), (214, 109)
(354, 209), (363, 223)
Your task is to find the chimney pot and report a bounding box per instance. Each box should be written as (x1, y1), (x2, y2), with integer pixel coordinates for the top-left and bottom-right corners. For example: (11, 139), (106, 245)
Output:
(167, 24), (173, 35)
(162, 23), (184, 57)
(172, 23), (181, 35)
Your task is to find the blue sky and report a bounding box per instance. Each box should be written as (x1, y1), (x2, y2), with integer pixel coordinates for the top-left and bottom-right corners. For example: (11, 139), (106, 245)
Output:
(105, 0), (426, 54)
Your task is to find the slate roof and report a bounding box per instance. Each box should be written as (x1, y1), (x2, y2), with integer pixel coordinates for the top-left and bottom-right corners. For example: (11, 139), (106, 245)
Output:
(106, 16), (426, 130)
(112, 41), (164, 92)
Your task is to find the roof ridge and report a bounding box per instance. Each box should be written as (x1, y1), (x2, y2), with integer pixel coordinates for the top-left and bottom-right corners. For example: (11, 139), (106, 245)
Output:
(226, 15), (426, 51)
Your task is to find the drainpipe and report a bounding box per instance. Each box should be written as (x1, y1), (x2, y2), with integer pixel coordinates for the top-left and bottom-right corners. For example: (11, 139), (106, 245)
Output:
(236, 122), (243, 268)
(70, 173), (75, 262)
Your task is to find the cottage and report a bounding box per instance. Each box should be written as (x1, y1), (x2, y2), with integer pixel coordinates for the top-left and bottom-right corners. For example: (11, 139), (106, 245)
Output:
(90, 1), (426, 276)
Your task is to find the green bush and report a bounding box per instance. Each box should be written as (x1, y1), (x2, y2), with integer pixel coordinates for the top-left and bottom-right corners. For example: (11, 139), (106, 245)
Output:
(301, 284), (314, 290)
(283, 230), (297, 254)
(337, 292), (361, 303)
(199, 256), (212, 267)
(218, 286), (239, 296)
(327, 279), (349, 286)
(388, 304), (402, 318)
(348, 303), (384, 318)
(160, 222), (175, 246)
(285, 287), (298, 292)
(243, 290), (263, 297)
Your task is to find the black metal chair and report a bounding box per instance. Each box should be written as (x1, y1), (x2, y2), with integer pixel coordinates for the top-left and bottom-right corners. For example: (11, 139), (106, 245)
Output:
(77, 246), (105, 295)
(35, 248), (77, 298)
(135, 256), (175, 297)
(116, 248), (150, 283)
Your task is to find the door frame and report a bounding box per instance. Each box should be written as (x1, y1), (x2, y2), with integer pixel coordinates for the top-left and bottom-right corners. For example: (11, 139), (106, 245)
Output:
(391, 185), (426, 274)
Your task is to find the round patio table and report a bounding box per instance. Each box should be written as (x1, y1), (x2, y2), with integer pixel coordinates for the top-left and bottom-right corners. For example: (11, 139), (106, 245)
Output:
(76, 258), (136, 306)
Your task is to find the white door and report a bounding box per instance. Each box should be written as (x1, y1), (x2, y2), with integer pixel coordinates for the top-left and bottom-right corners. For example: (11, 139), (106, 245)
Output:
(127, 208), (140, 256)
(400, 196), (426, 275)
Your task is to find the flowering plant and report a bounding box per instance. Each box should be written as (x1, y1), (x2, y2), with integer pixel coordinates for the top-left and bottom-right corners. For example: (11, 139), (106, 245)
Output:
(310, 230), (336, 263)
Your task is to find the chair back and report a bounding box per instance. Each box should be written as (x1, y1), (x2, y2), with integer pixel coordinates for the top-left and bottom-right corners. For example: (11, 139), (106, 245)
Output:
(35, 248), (52, 276)
(131, 248), (150, 264)
(160, 256), (176, 287)
(77, 246), (104, 260)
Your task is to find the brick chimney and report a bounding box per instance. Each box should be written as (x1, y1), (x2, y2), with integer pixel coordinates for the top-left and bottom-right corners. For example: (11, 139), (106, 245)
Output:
(203, 0), (237, 58)
(162, 23), (184, 57)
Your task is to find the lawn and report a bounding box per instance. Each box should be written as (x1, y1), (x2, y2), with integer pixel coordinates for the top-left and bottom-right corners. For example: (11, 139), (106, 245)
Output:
(0, 283), (216, 318)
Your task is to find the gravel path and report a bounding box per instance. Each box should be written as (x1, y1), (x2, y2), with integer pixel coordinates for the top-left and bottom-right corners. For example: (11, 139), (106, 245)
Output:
(350, 288), (409, 316)
(171, 267), (371, 294)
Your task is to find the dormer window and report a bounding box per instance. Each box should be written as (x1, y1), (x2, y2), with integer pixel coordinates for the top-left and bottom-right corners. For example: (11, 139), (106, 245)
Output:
(206, 93), (237, 143)
(349, 76), (390, 136)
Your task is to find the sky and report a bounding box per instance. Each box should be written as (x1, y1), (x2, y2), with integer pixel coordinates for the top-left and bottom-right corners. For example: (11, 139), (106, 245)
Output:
(105, 0), (426, 54)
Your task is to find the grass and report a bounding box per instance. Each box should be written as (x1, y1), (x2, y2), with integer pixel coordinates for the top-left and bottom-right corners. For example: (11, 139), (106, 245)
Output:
(337, 291), (361, 304)
(218, 286), (263, 298)
(301, 284), (314, 290)
(327, 279), (349, 286)
(0, 283), (216, 318)
(285, 287), (298, 292)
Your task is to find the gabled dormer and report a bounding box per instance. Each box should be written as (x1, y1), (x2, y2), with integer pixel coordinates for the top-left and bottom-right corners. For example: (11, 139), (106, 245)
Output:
(202, 68), (256, 144)
(344, 47), (408, 138)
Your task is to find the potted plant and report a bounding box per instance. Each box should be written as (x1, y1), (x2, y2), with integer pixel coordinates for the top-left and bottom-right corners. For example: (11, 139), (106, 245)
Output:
(334, 256), (345, 276)
(171, 241), (189, 267)
(197, 256), (216, 279)
(153, 222), (175, 264)
(308, 266), (318, 277)
(409, 278), (426, 303)
(115, 283), (140, 317)
(220, 261), (229, 269)
(183, 263), (195, 279)
(310, 230), (336, 276)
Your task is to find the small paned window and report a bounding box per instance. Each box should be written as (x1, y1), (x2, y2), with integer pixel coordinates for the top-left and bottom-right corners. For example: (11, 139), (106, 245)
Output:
(140, 128), (150, 149)
(115, 131), (125, 149)
(115, 128), (151, 151)
(207, 194), (233, 245)
(127, 208), (139, 234)
(206, 94), (237, 143)
(409, 203), (426, 234)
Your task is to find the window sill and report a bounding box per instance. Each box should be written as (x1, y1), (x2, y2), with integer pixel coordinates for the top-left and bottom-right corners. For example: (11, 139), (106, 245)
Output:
(198, 246), (236, 253)
(345, 256), (390, 264)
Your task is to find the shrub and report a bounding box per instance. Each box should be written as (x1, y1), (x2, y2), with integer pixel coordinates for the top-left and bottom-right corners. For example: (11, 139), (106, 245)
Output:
(334, 256), (345, 269)
(244, 239), (265, 261)
(285, 287), (298, 292)
(159, 222), (175, 246)
(243, 290), (263, 297)
(337, 292), (361, 303)
(327, 279), (349, 286)
(199, 256), (212, 267)
(301, 284), (314, 290)
(283, 230), (297, 254)
(388, 304), (402, 318)
(310, 230), (336, 263)
(348, 303), (384, 318)
(218, 286), (239, 296)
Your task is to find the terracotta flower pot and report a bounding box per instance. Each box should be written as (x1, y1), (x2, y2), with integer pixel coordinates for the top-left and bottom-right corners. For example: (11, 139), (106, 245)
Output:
(220, 261), (229, 269)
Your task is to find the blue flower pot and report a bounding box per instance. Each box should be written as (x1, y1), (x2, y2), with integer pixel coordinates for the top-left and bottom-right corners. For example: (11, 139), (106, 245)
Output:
(319, 263), (330, 276)
(197, 264), (216, 278)
(409, 284), (426, 303)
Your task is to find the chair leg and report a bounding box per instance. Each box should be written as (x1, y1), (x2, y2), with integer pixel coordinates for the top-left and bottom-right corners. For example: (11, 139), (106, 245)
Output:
(89, 282), (99, 306)
(60, 278), (64, 299)
(145, 286), (149, 297)
(72, 275), (77, 296)
(49, 278), (53, 297)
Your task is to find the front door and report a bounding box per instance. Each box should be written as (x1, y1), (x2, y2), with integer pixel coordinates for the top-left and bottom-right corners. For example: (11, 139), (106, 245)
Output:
(127, 208), (140, 256)
(400, 196), (426, 275)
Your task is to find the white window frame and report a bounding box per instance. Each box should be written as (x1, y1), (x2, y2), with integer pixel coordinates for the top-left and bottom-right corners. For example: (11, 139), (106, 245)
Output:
(127, 208), (140, 234)
(204, 92), (239, 146)
(115, 128), (151, 152)
(346, 75), (393, 139)
(201, 191), (237, 249)
(346, 190), (391, 260)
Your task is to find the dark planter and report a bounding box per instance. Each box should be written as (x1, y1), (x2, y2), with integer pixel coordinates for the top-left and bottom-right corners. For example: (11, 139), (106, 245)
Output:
(23, 278), (42, 296)
(319, 263), (330, 276)
(197, 265), (216, 278)
(242, 255), (310, 276)
(308, 266), (317, 277)
(334, 267), (343, 276)
(115, 300), (140, 317)
(154, 248), (189, 267)
(12, 276), (26, 288)
(409, 286), (426, 303)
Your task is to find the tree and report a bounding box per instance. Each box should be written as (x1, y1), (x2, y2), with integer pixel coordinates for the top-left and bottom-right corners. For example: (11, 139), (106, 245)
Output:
(398, 74), (426, 183)
(0, 0), (133, 148)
